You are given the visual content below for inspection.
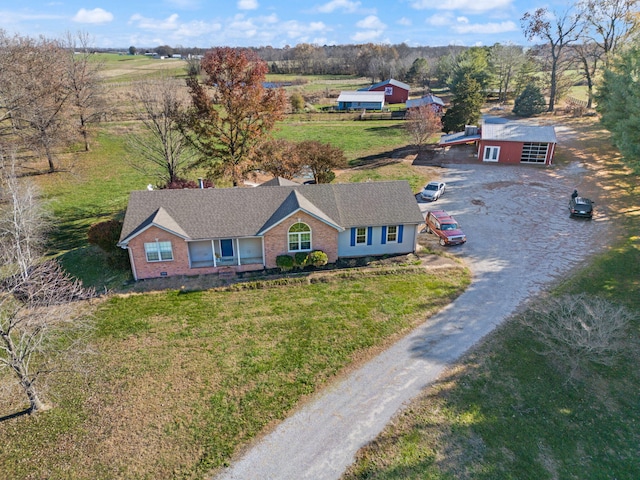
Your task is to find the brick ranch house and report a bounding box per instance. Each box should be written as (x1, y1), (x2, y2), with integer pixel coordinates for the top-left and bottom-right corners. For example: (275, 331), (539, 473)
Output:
(117, 180), (425, 281)
(439, 118), (557, 165)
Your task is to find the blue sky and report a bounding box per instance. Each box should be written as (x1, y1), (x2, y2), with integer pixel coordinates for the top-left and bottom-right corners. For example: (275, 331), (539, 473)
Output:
(0, 1), (564, 49)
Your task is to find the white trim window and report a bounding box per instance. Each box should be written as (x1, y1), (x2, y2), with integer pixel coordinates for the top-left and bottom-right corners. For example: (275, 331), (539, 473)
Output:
(288, 222), (312, 252)
(386, 225), (398, 243)
(483, 146), (500, 162)
(144, 241), (173, 262)
(355, 227), (368, 245)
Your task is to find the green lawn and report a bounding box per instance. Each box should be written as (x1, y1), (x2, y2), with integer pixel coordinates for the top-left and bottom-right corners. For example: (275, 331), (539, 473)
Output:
(274, 120), (409, 164)
(0, 269), (470, 479)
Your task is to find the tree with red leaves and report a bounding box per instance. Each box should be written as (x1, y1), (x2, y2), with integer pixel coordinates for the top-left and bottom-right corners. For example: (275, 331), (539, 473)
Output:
(183, 47), (287, 186)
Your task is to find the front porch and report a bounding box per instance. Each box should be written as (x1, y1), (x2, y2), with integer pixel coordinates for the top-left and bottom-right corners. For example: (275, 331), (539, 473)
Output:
(188, 237), (264, 269)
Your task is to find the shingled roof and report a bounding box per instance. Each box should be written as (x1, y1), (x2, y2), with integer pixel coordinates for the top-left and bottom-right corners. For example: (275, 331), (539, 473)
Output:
(118, 181), (424, 245)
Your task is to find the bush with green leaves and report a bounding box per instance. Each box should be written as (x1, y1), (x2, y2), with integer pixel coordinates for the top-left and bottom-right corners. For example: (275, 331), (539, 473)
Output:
(512, 84), (546, 117)
(294, 252), (308, 268)
(276, 254), (294, 271)
(307, 250), (328, 267)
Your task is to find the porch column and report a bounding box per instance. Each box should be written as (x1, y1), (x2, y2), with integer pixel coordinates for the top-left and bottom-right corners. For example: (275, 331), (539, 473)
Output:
(211, 240), (217, 267)
(236, 238), (241, 266)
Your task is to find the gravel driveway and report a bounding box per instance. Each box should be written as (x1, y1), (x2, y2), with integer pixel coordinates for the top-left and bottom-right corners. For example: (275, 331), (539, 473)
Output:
(215, 151), (611, 479)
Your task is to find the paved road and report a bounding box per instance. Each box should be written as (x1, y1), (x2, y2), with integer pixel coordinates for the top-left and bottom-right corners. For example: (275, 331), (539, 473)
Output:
(215, 156), (610, 480)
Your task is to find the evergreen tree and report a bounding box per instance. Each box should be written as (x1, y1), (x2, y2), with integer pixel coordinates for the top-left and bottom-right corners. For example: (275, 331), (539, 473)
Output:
(512, 84), (547, 117)
(442, 74), (484, 133)
(596, 45), (640, 169)
(406, 57), (429, 86)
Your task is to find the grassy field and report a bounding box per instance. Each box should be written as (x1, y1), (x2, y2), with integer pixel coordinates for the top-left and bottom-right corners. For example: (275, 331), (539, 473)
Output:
(342, 116), (640, 480)
(95, 53), (189, 82)
(0, 269), (470, 479)
(275, 120), (409, 165)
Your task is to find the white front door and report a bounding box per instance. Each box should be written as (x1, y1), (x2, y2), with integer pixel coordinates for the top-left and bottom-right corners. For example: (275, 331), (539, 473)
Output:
(483, 146), (500, 162)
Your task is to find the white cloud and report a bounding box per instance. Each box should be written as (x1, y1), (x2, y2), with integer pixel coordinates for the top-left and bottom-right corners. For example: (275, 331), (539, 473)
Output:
(238, 0), (259, 10)
(129, 13), (180, 31)
(426, 13), (454, 27)
(453, 20), (517, 34)
(317, 0), (361, 13)
(411, 0), (512, 14)
(356, 15), (385, 30)
(351, 29), (383, 42)
(397, 17), (412, 26)
(72, 8), (113, 24)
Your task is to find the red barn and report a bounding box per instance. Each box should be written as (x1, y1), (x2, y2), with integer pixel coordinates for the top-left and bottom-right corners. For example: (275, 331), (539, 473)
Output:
(479, 121), (557, 165)
(439, 120), (557, 166)
(362, 79), (410, 104)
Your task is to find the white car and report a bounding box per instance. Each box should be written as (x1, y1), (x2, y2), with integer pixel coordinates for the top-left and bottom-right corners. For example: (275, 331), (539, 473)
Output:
(419, 181), (446, 201)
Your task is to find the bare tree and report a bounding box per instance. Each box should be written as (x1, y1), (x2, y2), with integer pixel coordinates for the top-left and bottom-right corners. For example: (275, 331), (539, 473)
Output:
(0, 33), (74, 172)
(572, 0), (640, 108)
(0, 157), (95, 413)
(62, 31), (107, 152)
(127, 76), (195, 187)
(405, 105), (442, 152)
(582, 0), (640, 66)
(522, 7), (584, 112)
(489, 43), (526, 103)
(520, 294), (635, 378)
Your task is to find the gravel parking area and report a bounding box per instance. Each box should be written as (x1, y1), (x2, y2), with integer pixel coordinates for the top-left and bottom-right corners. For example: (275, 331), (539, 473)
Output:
(418, 158), (611, 291)
(215, 136), (611, 480)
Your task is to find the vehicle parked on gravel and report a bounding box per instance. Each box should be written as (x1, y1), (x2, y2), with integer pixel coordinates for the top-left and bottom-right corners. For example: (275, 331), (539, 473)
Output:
(419, 181), (446, 201)
(569, 195), (594, 219)
(425, 210), (467, 246)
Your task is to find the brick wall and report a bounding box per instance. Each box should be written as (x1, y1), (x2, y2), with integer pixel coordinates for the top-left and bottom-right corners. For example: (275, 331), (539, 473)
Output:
(263, 212), (338, 268)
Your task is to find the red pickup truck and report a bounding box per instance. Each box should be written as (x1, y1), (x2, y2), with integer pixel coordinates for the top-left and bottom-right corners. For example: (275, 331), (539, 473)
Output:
(425, 210), (467, 246)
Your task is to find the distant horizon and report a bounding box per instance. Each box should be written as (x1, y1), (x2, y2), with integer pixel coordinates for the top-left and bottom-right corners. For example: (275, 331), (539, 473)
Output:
(0, 1), (571, 50)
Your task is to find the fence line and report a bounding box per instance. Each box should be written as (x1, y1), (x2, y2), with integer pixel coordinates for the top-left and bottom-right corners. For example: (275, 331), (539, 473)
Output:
(566, 96), (588, 108)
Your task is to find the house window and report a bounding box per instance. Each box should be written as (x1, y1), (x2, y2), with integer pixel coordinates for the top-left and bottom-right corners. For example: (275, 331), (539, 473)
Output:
(355, 227), (368, 245)
(144, 241), (173, 262)
(288, 222), (311, 252)
(386, 226), (398, 243)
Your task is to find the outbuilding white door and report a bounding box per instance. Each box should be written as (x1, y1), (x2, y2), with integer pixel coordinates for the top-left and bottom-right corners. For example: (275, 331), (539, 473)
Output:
(483, 146), (500, 162)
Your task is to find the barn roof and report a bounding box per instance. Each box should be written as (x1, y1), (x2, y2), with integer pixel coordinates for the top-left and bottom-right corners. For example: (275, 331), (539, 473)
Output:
(366, 78), (410, 91)
(481, 121), (557, 144)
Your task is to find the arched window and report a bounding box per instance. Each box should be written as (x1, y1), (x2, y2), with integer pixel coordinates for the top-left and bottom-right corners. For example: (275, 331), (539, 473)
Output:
(288, 222), (311, 252)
